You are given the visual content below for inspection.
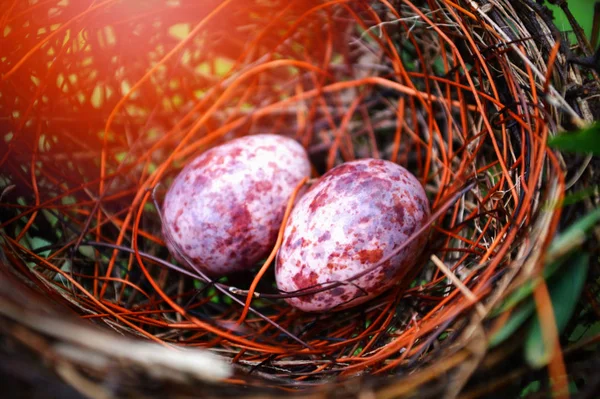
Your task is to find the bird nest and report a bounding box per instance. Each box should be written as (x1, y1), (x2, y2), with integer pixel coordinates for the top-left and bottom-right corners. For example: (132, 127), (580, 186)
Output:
(0, 0), (598, 397)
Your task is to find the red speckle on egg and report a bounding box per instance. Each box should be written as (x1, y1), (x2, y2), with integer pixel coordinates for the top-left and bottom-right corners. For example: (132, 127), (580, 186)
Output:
(356, 248), (384, 264)
(308, 190), (330, 213)
(393, 203), (405, 224)
(318, 231), (331, 242)
(256, 181), (273, 192)
(173, 209), (183, 232)
(193, 174), (208, 187)
(275, 158), (430, 312)
(162, 134), (311, 276)
(228, 204), (252, 236)
(228, 147), (243, 158)
(292, 269), (319, 288)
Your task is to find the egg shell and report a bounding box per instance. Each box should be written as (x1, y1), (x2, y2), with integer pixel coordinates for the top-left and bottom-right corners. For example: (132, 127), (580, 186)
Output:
(275, 158), (430, 312)
(162, 134), (311, 276)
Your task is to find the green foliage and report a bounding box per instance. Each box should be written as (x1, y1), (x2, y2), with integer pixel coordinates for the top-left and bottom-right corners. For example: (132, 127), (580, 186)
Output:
(559, 185), (599, 207)
(520, 380), (541, 397)
(29, 236), (52, 258)
(548, 123), (600, 156)
(489, 298), (536, 348)
(524, 252), (589, 368)
(546, 0), (594, 41)
(547, 206), (600, 259)
(78, 245), (96, 260)
(41, 209), (58, 227)
(491, 207), (600, 322)
(489, 207), (600, 365)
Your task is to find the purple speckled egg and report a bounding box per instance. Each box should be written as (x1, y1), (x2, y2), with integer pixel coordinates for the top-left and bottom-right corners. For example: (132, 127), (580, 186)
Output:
(162, 134), (311, 276)
(275, 158), (430, 312)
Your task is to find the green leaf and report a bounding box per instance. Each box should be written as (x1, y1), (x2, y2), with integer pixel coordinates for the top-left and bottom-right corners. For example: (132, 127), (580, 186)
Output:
(490, 259), (562, 317)
(520, 380), (541, 397)
(559, 185), (599, 207)
(547, 206), (600, 260)
(30, 236), (52, 257)
(491, 207), (600, 317)
(78, 245), (96, 260)
(42, 209), (58, 227)
(546, 0), (593, 41)
(488, 298), (536, 348)
(548, 123), (600, 156)
(61, 195), (77, 205)
(524, 253), (589, 368)
(569, 320), (600, 343)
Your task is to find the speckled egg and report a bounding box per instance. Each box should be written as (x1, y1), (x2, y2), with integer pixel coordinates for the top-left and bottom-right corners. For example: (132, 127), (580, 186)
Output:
(162, 134), (311, 276)
(275, 159), (430, 312)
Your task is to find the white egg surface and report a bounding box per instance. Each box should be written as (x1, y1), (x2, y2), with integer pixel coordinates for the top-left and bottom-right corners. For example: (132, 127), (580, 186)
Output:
(162, 134), (311, 276)
(275, 158), (430, 312)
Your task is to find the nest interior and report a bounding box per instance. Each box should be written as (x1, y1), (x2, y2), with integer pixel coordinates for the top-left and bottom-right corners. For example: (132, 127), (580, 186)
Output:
(0, 0), (598, 397)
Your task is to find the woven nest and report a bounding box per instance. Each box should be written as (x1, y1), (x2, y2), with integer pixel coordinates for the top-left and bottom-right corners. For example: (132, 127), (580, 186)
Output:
(1, 0), (599, 398)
